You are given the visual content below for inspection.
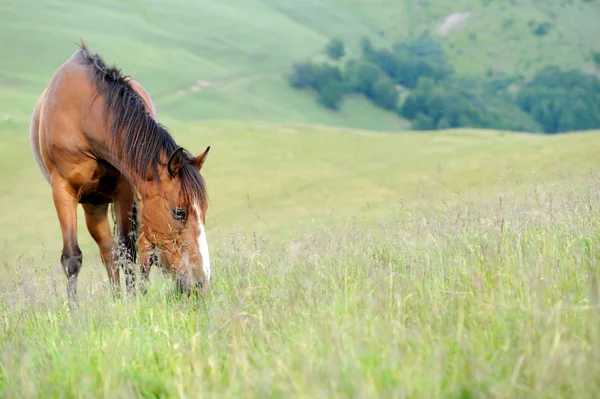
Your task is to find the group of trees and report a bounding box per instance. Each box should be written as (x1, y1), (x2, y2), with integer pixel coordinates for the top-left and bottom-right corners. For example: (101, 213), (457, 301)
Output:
(287, 43), (401, 112)
(516, 66), (600, 133)
(288, 36), (448, 113)
(398, 77), (541, 132)
(286, 35), (600, 134)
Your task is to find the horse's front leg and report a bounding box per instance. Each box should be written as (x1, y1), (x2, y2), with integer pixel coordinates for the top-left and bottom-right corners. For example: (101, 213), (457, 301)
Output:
(51, 176), (82, 309)
(137, 235), (157, 296)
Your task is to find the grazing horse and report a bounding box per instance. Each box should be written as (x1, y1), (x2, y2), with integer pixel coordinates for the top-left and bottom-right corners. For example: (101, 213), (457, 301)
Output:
(29, 39), (212, 305)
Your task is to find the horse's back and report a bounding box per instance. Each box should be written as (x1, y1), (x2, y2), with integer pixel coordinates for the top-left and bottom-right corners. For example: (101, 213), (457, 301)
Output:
(30, 49), (106, 187)
(125, 77), (157, 118)
(30, 44), (158, 193)
(30, 87), (50, 182)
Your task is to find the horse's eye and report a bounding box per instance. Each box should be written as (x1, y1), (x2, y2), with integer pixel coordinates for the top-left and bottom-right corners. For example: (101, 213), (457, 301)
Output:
(172, 208), (187, 221)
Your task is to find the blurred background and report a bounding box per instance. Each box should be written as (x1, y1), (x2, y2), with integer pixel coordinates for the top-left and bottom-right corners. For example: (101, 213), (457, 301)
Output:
(1, 0), (600, 264)
(2, 0), (600, 130)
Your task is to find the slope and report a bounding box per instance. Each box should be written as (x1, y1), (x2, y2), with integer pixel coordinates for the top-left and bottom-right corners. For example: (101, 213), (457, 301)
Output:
(347, 0), (600, 77)
(0, 0), (408, 130)
(2, 0), (599, 130)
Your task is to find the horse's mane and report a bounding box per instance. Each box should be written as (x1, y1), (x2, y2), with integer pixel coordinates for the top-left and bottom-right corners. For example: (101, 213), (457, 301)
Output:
(76, 39), (207, 207)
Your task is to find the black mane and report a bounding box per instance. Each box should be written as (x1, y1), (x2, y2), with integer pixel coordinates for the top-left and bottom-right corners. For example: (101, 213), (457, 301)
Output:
(76, 40), (207, 207)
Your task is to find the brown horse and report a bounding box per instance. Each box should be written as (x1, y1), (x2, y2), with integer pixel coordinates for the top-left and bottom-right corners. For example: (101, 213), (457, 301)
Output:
(29, 39), (212, 305)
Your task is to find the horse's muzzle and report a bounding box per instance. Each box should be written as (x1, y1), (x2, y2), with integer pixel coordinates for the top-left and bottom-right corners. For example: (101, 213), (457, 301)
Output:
(174, 274), (210, 296)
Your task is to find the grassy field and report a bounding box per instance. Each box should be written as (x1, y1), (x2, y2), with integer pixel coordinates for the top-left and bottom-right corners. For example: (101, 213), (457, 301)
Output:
(3, 118), (600, 265)
(3, 177), (600, 397)
(1, 117), (600, 396)
(348, 0), (600, 77)
(0, 0), (409, 131)
(2, 0), (600, 396)
(2, 0), (599, 131)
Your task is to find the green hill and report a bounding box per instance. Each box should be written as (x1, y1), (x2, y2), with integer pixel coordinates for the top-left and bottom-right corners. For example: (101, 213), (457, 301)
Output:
(1, 0), (599, 131)
(349, 0), (600, 77)
(0, 0), (409, 130)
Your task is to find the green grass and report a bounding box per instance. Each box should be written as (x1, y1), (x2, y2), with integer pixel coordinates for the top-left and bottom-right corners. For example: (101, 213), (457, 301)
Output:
(3, 118), (600, 265)
(0, 0), (409, 131)
(2, 1), (600, 394)
(1, 119), (600, 396)
(348, 0), (600, 78)
(2, 144), (600, 397)
(2, 0), (599, 131)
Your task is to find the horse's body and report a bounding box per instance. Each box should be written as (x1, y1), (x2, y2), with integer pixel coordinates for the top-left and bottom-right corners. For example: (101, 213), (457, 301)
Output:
(30, 40), (212, 304)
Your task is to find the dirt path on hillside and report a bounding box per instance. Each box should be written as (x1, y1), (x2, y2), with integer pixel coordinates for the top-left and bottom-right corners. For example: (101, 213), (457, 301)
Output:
(152, 67), (288, 102)
(436, 11), (472, 36)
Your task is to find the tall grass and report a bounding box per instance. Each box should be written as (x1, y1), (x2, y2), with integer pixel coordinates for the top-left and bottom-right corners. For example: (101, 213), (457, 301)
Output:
(1, 172), (600, 398)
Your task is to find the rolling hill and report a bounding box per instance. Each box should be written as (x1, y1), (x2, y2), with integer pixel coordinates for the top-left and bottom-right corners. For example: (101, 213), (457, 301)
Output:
(0, 0), (410, 130)
(349, 0), (600, 77)
(1, 0), (599, 131)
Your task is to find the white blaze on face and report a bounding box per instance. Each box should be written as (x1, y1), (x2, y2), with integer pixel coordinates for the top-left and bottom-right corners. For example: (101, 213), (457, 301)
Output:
(193, 202), (211, 282)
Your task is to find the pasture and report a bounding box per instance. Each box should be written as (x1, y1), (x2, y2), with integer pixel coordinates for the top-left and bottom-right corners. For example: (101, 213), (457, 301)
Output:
(1, 116), (600, 397)
(2, 0), (599, 131)
(2, 0), (600, 396)
(0, 0), (409, 132)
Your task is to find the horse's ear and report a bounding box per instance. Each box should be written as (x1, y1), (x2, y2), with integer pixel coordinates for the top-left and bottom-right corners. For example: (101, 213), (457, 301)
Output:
(167, 147), (186, 178)
(194, 146), (210, 171)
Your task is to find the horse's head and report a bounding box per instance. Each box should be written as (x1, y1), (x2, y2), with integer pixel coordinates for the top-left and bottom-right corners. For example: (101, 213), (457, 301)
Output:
(139, 145), (211, 295)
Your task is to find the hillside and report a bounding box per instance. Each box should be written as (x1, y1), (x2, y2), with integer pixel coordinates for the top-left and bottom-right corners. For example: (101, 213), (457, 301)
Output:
(348, 0), (600, 77)
(0, 0), (409, 131)
(1, 0), (599, 131)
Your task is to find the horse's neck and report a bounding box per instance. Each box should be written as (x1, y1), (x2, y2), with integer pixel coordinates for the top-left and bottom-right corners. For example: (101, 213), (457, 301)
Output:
(99, 133), (159, 195)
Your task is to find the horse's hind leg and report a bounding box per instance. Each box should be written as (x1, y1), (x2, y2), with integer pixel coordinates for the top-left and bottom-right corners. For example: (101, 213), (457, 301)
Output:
(113, 179), (138, 294)
(82, 203), (121, 296)
(51, 177), (82, 306)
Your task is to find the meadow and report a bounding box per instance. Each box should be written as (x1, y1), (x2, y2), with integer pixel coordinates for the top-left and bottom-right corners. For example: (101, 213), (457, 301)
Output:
(1, 117), (600, 397)
(0, 0), (409, 131)
(2, 0), (600, 397)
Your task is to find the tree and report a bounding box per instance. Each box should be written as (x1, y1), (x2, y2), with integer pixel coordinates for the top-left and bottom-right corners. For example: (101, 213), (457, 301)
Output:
(516, 66), (600, 133)
(317, 81), (345, 110)
(325, 38), (345, 61)
(412, 113), (435, 130)
(398, 75), (541, 132)
(287, 62), (343, 92)
(593, 52), (600, 70)
(286, 61), (346, 110)
(363, 38), (452, 89)
(366, 76), (398, 110)
(360, 36), (375, 56)
(532, 21), (552, 36)
(287, 36), (600, 134)
(344, 59), (382, 94)
(398, 92), (427, 120)
(309, 64), (343, 91)
(287, 62), (315, 89)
